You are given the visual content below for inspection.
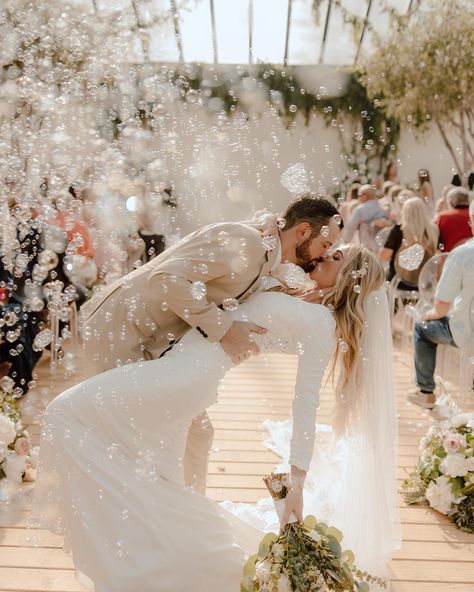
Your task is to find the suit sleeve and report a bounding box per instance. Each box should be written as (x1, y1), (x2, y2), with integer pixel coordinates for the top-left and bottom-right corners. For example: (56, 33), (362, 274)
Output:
(145, 224), (265, 342)
(289, 305), (336, 471)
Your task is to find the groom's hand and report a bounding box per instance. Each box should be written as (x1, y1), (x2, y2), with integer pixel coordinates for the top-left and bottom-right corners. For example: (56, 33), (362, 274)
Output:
(220, 321), (267, 364)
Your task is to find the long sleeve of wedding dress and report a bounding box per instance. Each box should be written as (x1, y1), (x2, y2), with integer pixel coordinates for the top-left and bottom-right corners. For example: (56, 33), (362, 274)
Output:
(31, 292), (335, 592)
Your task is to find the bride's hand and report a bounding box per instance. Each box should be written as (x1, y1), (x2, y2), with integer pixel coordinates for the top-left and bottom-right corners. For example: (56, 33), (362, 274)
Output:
(281, 486), (304, 525)
(281, 466), (306, 525)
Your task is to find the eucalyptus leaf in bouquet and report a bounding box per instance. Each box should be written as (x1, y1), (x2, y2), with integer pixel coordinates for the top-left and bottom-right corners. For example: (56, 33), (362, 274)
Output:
(241, 473), (386, 592)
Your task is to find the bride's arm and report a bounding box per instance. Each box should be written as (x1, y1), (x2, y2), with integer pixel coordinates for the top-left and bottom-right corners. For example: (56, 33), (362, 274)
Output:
(282, 303), (336, 523)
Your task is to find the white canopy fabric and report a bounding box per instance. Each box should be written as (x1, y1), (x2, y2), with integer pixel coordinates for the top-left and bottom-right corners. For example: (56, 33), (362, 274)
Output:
(79, 0), (417, 66)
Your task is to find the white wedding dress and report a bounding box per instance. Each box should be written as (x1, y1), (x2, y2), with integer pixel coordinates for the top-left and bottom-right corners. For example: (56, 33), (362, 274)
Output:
(32, 292), (337, 592)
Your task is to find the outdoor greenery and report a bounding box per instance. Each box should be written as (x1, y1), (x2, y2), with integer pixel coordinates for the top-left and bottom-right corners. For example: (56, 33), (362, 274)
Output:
(363, 0), (474, 184)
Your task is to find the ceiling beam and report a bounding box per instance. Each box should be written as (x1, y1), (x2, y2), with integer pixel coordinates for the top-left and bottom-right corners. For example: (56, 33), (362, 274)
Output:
(130, 1), (150, 62)
(209, 0), (218, 64)
(319, 0), (333, 65)
(354, 0), (374, 65)
(283, 0), (293, 67)
(169, 0), (185, 63)
(248, 0), (254, 65)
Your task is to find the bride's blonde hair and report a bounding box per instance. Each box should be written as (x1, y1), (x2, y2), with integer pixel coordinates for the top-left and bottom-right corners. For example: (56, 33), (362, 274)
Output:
(323, 246), (385, 435)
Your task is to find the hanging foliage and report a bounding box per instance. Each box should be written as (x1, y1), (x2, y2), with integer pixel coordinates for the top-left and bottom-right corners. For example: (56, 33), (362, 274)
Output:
(363, 0), (474, 184)
(133, 64), (400, 183)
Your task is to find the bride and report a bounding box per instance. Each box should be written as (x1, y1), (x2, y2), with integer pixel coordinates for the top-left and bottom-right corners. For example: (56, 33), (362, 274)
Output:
(32, 245), (399, 592)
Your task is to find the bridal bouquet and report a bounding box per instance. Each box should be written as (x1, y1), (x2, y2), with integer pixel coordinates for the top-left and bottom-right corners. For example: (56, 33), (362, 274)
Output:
(402, 410), (474, 532)
(0, 376), (37, 491)
(241, 473), (386, 592)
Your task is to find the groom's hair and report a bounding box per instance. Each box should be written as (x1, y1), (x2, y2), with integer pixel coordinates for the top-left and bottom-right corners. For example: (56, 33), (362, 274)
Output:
(281, 194), (343, 236)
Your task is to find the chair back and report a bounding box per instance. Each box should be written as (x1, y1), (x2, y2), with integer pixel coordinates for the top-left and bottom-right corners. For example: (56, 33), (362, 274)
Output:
(375, 226), (392, 249)
(417, 252), (450, 305)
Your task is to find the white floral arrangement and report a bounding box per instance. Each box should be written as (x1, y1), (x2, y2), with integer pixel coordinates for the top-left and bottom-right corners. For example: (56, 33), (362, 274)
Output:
(402, 406), (474, 532)
(0, 376), (38, 499)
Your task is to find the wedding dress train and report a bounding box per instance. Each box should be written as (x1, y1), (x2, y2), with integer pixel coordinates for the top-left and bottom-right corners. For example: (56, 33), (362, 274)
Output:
(32, 292), (336, 592)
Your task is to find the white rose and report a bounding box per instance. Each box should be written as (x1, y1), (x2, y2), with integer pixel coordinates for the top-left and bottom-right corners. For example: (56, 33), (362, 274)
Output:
(467, 419), (474, 430)
(277, 573), (290, 592)
(466, 459), (474, 472)
(0, 376), (15, 393)
(441, 453), (469, 478)
(272, 543), (284, 562)
(255, 560), (272, 584)
(0, 414), (17, 448)
(2, 450), (27, 483)
(450, 413), (472, 429)
(425, 476), (455, 514)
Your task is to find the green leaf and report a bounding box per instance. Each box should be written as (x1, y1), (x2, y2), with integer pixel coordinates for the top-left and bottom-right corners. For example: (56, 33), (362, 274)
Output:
(434, 446), (447, 458)
(326, 535), (342, 558)
(341, 549), (355, 566)
(356, 581), (370, 592)
(243, 555), (257, 577)
(302, 515), (317, 529)
(326, 526), (343, 543)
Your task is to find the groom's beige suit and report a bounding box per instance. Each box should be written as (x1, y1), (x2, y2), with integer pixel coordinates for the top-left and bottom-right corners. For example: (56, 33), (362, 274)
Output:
(81, 214), (282, 492)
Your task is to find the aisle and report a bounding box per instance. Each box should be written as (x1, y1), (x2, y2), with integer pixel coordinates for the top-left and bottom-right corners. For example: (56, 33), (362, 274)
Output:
(0, 345), (473, 591)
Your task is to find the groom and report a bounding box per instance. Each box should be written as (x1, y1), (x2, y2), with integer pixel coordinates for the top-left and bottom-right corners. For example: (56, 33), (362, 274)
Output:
(81, 194), (342, 492)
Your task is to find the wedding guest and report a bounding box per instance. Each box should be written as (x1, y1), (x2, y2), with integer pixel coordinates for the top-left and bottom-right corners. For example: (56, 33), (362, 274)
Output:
(378, 180), (395, 214)
(343, 184), (388, 252)
(379, 197), (439, 289)
(452, 171), (474, 190)
(409, 199), (474, 409)
(338, 182), (360, 226)
(374, 161), (399, 191)
(418, 168), (434, 216)
(436, 187), (471, 252)
(0, 259), (41, 395)
(435, 184), (455, 214)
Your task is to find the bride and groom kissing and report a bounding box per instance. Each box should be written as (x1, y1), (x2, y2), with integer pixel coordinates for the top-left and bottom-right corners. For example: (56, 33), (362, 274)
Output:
(33, 195), (400, 591)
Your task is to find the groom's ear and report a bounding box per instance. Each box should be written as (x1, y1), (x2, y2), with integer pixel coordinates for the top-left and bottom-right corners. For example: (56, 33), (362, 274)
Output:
(295, 222), (311, 241)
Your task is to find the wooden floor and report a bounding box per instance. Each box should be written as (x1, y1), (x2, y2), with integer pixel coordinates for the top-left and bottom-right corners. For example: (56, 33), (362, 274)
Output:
(0, 341), (473, 591)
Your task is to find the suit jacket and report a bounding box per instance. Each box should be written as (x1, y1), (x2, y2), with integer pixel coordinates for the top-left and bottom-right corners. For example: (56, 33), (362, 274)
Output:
(81, 215), (282, 373)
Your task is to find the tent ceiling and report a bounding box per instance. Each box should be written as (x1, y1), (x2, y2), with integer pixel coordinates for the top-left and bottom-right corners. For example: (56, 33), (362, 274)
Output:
(85, 0), (418, 66)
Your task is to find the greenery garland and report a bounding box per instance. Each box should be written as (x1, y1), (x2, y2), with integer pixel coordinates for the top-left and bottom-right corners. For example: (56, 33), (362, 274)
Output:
(133, 65), (400, 182)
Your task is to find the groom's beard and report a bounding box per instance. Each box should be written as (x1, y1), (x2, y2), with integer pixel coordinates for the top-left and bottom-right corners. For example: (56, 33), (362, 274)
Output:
(295, 238), (317, 272)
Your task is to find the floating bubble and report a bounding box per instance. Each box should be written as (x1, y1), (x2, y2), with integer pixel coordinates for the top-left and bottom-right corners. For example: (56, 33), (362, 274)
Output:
(33, 329), (53, 352)
(338, 340), (349, 353)
(398, 243), (425, 271)
(280, 163), (310, 194)
(261, 234), (277, 252)
(222, 298), (239, 312)
(191, 281), (206, 300)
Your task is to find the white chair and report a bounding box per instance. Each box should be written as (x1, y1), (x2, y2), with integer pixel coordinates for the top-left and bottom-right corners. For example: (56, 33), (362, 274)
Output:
(375, 226), (392, 249)
(399, 253), (449, 350)
(459, 298), (474, 408)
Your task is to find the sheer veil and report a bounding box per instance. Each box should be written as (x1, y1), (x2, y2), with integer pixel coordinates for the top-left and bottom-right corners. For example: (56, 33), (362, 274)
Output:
(222, 287), (401, 584)
(330, 287), (401, 575)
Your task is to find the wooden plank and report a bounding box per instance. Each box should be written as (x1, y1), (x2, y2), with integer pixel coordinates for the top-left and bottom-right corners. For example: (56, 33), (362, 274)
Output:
(390, 560), (474, 583)
(0, 547), (74, 569)
(393, 541), (474, 562)
(0, 568), (86, 592)
(391, 584), (474, 592)
(0, 528), (63, 548)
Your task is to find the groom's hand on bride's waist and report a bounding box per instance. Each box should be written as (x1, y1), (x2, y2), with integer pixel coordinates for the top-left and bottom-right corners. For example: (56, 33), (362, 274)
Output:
(220, 321), (267, 364)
